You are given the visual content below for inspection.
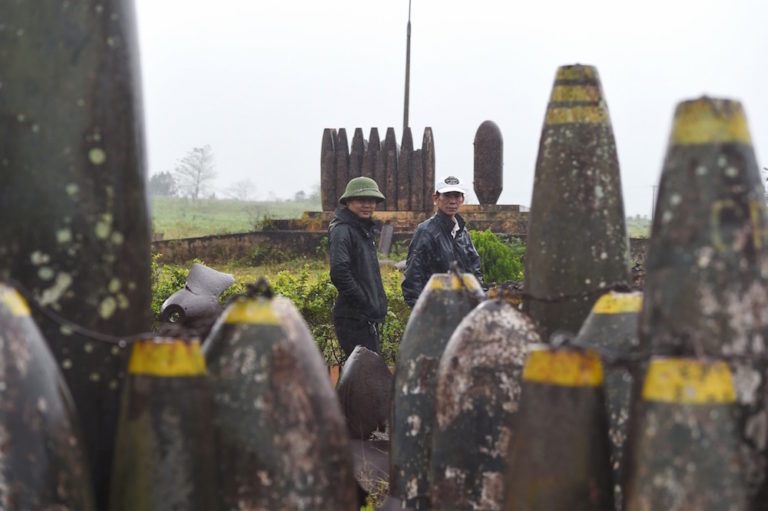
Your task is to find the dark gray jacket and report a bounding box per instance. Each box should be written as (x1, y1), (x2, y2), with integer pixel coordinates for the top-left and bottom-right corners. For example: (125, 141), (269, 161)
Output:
(329, 207), (387, 322)
(401, 210), (484, 307)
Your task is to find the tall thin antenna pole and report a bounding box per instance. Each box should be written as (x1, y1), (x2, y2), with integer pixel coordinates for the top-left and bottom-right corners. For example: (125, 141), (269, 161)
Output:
(403, 0), (412, 135)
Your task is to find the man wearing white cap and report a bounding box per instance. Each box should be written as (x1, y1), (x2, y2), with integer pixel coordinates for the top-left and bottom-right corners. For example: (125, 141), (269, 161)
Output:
(401, 175), (484, 307)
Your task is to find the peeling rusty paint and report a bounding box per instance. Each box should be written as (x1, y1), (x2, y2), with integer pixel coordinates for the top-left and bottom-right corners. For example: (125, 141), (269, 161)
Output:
(430, 298), (540, 510)
(204, 296), (357, 510)
(524, 64), (630, 340)
(390, 273), (484, 509)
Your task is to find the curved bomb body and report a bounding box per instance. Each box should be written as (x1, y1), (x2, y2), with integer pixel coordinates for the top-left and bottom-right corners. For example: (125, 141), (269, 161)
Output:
(524, 64), (630, 339)
(623, 358), (745, 510)
(638, 98), (768, 502)
(110, 339), (217, 511)
(204, 294), (357, 510)
(504, 346), (614, 511)
(336, 345), (392, 440)
(430, 295), (540, 510)
(473, 120), (503, 205)
(0, 283), (94, 510)
(0, 3), (151, 505)
(390, 273), (485, 509)
(574, 291), (642, 510)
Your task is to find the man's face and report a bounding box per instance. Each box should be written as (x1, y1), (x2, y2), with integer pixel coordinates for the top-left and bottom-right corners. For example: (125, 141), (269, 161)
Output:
(346, 197), (377, 218)
(434, 191), (464, 217)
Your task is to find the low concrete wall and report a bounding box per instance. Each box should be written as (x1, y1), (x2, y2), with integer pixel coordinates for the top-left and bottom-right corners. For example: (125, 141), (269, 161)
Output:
(152, 230), (651, 266)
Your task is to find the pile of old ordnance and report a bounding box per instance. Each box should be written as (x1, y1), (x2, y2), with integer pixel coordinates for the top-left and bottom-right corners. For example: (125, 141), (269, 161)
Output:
(0, 16), (766, 508)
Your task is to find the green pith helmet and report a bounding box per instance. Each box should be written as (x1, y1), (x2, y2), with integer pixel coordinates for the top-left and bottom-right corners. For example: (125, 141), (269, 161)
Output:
(339, 176), (385, 205)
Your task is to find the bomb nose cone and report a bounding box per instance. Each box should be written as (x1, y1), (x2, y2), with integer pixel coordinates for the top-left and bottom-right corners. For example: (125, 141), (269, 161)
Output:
(524, 64), (630, 340)
(337, 346), (392, 440)
(473, 120), (503, 205)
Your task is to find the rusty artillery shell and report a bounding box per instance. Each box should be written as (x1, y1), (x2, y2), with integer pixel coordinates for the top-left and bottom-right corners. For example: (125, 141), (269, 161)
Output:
(623, 358), (746, 510)
(204, 295), (357, 510)
(383, 127), (399, 211)
(362, 127), (380, 180)
(110, 339), (217, 511)
(473, 120), (504, 205)
(575, 291), (642, 511)
(422, 128), (436, 211)
(0, 283), (94, 510)
(390, 273), (485, 509)
(638, 98), (768, 504)
(523, 64), (630, 340)
(349, 127), (365, 179)
(335, 128), (350, 203)
(321, 128), (337, 211)
(430, 296), (541, 510)
(0, 3), (151, 506)
(398, 128), (414, 211)
(504, 346), (614, 511)
(337, 345), (392, 440)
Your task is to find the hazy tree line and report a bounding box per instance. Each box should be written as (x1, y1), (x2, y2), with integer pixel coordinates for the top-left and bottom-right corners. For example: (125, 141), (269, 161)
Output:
(148, 145), (319, 202)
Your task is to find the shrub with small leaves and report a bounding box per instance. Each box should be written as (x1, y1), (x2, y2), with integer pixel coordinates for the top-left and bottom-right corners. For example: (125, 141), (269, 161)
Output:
(469, 229), (525, 285)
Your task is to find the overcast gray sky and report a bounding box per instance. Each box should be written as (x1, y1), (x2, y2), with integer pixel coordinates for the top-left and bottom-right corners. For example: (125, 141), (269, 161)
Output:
(134, 0), (766, 216)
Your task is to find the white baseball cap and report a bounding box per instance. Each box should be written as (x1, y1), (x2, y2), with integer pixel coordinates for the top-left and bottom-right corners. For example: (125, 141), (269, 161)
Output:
(435, 175), (467, 194)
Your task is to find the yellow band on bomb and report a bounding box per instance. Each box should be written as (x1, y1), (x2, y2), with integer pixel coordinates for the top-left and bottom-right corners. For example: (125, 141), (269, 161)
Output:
(225, 300), (280, 325)
(592, 292), (642, 314)
(523, 349), (604, 387)
(1, 288), (31, 317)
(671, 99), (752, 145)
(642, 358), (736, 404)
(129, 339), (206, 376)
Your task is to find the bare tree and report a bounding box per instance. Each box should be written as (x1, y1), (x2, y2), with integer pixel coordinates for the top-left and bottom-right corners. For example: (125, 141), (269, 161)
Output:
(174, 145), (216, 199)
(224, 179), (257, 201)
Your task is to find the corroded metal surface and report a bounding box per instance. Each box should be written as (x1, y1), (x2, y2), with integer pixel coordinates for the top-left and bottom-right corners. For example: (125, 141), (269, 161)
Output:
(349, 127), (365, 179)
(362, 127), (380, 180)
(397, 128), (414, 211)
(383, 128), (399, 211)
(624, 358), (745, 510)
(638, 98), (768, 505)
(204, 296), (357, 510)
(523, 64), (630, 340)
(411, 148), (424, 211)
(0, 283), (94, 510)
(430, 298), (540, 510)
(504, 346), (614, 510)
(422, 128), (436, 211)
(575, 291), (641, 511)
(321, 128), (337, 211)
(0, 3), (151, 506)
(390, 273), (484, 509)
(335, 128), (350, 204)
(337, 345), (392, 439)
(473, 120), (503, 205)
(110, 339), (217, 510)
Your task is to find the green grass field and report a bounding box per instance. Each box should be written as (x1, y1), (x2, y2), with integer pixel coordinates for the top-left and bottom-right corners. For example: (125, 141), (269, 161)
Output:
(151, 196), (321, 239)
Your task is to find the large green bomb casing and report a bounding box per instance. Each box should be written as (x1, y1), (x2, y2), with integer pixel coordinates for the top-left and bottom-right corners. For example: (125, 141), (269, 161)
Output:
(575, 291), (642, 510)
(390, 272), (485, 509)
(524, 64), (630, 339)
(623, 358), (745, 510)
(0, 2), (151, 506)
(0, 283), (94, 510)
(638, 98), (768, 503)
(430, 294), (540, 510)
(110, 339), (217, 511)
(204, 294), (357, 510)
(504, 346), (614, 510)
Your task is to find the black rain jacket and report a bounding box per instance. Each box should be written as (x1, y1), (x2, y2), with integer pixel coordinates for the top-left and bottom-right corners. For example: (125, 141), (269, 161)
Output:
(329, 207), (387, 322)
(401, 209), (484, 307)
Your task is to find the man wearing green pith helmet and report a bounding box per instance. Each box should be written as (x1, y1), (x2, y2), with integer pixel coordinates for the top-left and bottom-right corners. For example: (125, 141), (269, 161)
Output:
(329, 176), (388, 357)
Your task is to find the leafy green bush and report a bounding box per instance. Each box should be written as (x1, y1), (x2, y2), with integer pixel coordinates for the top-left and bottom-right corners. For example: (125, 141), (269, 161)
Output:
(469, 229), (525, 285)
(150, 254), (191, 317)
